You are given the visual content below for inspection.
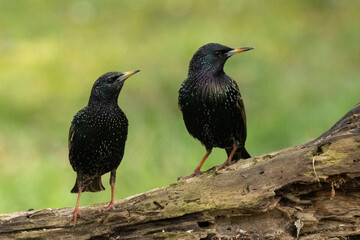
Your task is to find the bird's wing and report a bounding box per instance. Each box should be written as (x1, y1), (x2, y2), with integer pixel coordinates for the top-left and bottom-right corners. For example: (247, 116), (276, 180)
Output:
(236, 91), (247, 138)
(68, 124), (75, 151)
(178, 81), (187, 111)
(237, 94), (246, 124)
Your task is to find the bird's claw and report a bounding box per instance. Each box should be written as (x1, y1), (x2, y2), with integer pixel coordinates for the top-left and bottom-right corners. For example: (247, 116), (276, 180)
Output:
(215, 160), (235, 172)
(178, 169), (203, 181)
(71, 208), (82, 226)
(99, 201), (115, 212)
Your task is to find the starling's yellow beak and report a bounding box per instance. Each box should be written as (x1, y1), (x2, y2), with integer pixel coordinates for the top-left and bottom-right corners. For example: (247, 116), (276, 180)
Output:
(226, 47), (254, 57)
(118, 70), (141, 82)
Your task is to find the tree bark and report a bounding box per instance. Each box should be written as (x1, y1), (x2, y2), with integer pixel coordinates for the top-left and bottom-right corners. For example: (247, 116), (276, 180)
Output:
(1, 104), (360, 240)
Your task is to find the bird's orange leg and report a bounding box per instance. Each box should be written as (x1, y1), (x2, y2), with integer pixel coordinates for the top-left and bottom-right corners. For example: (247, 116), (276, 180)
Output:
(179, 149), (212, 180)
(101, 184), (115, 211)
(101, 170), (116, 212)
(215, 144), (238, 171)
(72, 190), (82, 226)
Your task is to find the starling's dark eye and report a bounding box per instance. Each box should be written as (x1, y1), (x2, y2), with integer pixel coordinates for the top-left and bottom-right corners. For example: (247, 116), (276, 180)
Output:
(214, 51), (221, 56)
(106, 78), (114, 84)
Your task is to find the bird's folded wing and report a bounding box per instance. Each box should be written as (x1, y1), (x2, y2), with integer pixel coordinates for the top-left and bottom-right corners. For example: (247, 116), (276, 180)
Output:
(68, 124), (75, 151)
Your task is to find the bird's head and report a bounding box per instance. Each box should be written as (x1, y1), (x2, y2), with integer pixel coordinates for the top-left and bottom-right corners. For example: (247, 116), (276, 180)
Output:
(89, 70), (140, 105)
(189, 43), (253, 76)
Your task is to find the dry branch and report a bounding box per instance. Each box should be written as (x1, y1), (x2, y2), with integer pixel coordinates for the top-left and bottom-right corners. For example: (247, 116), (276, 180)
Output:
(1, 104), (360, 240)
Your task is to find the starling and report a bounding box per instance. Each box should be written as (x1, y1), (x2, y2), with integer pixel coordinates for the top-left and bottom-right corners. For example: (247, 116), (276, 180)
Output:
(178, 43), (253, 179)
(68, 70), (140, 226)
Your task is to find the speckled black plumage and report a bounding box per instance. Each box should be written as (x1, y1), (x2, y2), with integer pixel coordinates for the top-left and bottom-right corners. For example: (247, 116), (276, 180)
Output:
(178, 43), (252, 178)
(68, 70), (139, 225)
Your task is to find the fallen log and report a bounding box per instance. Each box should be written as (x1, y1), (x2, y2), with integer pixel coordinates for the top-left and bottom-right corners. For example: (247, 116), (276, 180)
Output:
(1, 104), (360, 240)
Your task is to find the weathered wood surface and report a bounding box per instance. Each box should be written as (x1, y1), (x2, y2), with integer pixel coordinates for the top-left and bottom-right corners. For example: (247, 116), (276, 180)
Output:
(1, 104), (360, 240)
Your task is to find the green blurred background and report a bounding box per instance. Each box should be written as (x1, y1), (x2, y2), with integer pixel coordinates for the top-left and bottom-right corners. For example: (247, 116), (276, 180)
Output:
(0, 0), (359, 214)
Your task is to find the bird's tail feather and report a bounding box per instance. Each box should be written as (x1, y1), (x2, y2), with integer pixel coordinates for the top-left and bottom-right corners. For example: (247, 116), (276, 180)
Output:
(71, 176), (105, 193)
(228, 147), (251, 162)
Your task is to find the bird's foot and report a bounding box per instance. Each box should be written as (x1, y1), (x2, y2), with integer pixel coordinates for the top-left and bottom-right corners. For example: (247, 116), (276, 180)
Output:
(178, 169), (203, 181)
(71, 208), (82, 226)
(215, 160), (236, 172)
(99, 201), (115, 212)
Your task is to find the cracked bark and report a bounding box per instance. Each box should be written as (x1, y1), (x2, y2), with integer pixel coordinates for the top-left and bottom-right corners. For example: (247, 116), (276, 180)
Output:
(1, 104), (360, 240)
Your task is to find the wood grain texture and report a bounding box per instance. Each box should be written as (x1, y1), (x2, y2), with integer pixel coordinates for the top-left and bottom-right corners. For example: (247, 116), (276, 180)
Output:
(1, 104), (360, 240)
